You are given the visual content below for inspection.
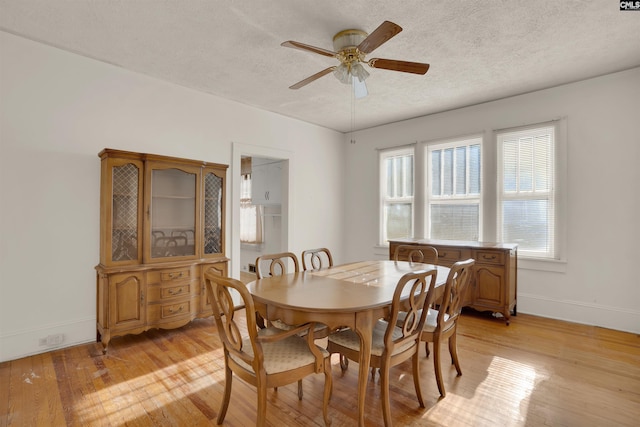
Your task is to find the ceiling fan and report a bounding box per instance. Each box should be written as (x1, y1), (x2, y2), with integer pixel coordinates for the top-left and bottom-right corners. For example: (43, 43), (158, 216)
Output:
(282, 21), (429, 97)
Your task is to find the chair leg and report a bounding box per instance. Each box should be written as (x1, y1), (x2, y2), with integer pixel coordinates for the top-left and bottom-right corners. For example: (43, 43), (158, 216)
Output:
(322, 359), (333, 426)
(412, 352), (425, 408)
(339, 354), (349, 371)
(433, 338), (446, 397)
(217, 363), (233, 424)
(379, 362), (392, 427)
(257, 382), (267, 427)
(297, 379), (303, 400)
(449, 329), (462, 376)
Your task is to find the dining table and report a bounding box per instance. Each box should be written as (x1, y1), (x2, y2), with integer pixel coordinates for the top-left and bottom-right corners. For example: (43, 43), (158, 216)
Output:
(246, 259), (450, 426)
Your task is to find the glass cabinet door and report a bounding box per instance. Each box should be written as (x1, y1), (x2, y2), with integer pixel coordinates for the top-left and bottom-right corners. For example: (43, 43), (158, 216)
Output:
(203, 169), (224, 256)
(147, 165), (199, 260)
(110, 161), (142, 263)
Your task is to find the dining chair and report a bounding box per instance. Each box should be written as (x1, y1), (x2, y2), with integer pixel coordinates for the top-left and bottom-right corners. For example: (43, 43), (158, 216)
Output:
(327, 268), (439, 427)
(203, 272), (332, 427)
(301, 247), (334, 271)
(255, 251), (330, 397)
(255, 251), (300, 279)
(301, 247), (350, 368)
(410, 258), (474, 397)
(393, 244), (439, 264)
(254, 251), (303, 331)
(392, 244), (439, 359)
(256, 252), (331, 343)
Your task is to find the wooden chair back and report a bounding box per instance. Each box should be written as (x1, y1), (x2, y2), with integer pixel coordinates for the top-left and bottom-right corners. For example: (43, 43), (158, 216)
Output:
(204, 274), (261, 368)
(394, 244), (439, 264)
(436, 258), (475, 331)
(385, 268), (439, 354)
(255, 252), (299, 279)
(301, 248), (334, 271)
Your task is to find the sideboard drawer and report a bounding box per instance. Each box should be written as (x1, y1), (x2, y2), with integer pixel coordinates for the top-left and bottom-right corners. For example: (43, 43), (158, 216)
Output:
(437, 247), (471, 265)
(474, 250), (505, 265)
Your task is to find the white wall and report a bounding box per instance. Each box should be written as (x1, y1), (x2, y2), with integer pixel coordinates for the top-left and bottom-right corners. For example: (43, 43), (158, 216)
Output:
(0, 32), (345, 362)
(343, 67), (640, 334)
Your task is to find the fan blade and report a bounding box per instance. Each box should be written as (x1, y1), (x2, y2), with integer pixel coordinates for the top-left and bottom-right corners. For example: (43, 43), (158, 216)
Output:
(368, 58), (430, 75)
(281, 41), (336, 58)
(289, 67), (336, 89)
(357, 21), (403, 54)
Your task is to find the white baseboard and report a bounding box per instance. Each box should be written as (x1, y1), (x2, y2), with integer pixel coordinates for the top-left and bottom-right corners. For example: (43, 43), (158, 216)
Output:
(0, 317), (96, 363)
(517, 293), (640, 334)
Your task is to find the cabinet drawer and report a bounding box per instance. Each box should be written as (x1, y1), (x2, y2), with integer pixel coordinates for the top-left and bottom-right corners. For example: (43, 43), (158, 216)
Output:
(474, 250), (505, 265)
(147, 268), (191, 284)
(148, 300), (192, 322)
(146, 282), (195, 302)
(161, 268), (191, 281)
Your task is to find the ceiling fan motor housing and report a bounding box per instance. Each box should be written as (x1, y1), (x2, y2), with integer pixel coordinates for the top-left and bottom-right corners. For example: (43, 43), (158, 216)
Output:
(333, 29), (368, 51)
(333, 29), (368, 64)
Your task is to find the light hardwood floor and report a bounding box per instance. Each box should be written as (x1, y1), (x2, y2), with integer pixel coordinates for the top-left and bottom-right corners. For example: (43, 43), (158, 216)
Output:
(1, 308), (639, 426)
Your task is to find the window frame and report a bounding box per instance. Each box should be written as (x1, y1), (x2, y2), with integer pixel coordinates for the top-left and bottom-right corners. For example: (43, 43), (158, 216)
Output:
(496, 122), (561, 260)
(425, 136), (483, 242)
(379, 146), (415, 246)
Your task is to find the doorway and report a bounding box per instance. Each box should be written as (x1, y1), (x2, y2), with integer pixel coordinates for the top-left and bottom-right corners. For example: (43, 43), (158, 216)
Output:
(230, 143), (293, 281)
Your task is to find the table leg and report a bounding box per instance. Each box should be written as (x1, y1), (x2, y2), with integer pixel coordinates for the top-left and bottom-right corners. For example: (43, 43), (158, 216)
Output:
(354, 311), (374, 427)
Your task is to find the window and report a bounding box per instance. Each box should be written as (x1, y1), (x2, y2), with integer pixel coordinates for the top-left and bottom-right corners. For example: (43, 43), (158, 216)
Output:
(497, 124), (557, 259)
(240, 174), (263, 244)
(380, 147), (414, 244)
(426, 137), (482, 241)
(378, 121), (563, 264)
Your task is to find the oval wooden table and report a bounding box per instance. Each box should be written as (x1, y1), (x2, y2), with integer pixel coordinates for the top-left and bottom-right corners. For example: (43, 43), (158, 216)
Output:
(247, 260), (450, 426)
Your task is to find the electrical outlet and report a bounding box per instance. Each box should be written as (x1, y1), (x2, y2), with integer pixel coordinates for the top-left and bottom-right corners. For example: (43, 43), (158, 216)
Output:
(39, 334), (64, 346)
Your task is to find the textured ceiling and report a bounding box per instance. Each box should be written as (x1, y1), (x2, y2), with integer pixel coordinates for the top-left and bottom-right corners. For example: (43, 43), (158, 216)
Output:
(2, 1), (639, 133)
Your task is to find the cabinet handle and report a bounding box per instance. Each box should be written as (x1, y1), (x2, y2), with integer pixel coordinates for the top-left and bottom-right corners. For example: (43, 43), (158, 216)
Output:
(169, 305), (184, 313)
(483, 255), (497, 260)
(169, 272), (184, 279)
(168, 288), (183, 295)
(140, 292), (144, 303)
(265, 191), (269, 200)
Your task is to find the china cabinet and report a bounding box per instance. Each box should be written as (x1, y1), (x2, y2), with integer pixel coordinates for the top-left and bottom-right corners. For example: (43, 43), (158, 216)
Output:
(389, 238), (517, 324)
(96, 149), (228, 351)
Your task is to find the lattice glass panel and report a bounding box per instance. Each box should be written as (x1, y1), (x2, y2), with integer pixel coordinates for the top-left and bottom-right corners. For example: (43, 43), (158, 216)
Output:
(112, 163), (139, 261)
(204, 172), (222, 254)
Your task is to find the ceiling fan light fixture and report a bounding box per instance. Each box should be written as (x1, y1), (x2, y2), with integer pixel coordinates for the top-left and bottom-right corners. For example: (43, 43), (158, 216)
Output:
(351, 62), (369, 82)
(334, 63), (351, 84)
